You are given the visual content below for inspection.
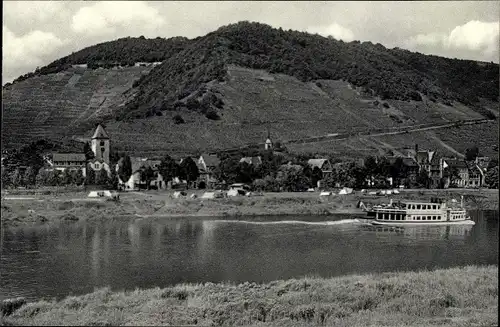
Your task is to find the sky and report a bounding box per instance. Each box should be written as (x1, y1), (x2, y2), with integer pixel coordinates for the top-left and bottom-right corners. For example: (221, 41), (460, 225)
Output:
(2, 1), (499, 83)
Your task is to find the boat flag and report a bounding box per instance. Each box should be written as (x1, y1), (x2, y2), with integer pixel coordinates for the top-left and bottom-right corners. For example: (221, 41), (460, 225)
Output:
(443, 160), (448, 169)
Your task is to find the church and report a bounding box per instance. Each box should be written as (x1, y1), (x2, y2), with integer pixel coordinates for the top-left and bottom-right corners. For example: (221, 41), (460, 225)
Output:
(49, 124), (111, 177)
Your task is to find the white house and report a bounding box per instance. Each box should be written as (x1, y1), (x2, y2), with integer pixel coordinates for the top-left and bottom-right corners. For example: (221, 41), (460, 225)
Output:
(116, 157), (165, 190)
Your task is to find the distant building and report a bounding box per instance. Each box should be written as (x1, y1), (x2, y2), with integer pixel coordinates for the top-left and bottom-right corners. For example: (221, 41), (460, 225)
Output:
(386, 156), (419, 186)
(90, 124), (110, 165)
(264, 130), (273, 151)
(116, 157), (165, 190)
(49, 124), (112, 178)
(197, 154), (220, 189)
(239, 156), (262, 166)
(50, 153), (87, 176)
(307, 159), (333, 175)
(442, 158), (469, 188)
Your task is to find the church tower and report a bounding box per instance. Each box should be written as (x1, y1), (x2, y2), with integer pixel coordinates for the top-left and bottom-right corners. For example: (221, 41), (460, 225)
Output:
(91, 124), (110, 165)
(265, 129), (273, 151)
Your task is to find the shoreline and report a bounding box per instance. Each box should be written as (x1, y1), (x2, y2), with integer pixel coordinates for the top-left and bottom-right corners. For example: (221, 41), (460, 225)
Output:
(1, 265), (497, 326)
(1, 188), (498, 228)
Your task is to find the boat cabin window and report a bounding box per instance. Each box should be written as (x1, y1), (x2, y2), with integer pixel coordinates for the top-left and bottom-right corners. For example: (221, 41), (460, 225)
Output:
(416, 205), (421, 210)
(432, 216), (436, 220)
(416, 216), (420, 220)
(423, 205), (427, 210)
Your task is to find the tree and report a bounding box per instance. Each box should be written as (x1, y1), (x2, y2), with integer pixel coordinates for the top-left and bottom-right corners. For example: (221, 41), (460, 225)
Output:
(275, 164), (310, 192)
(172, 114), (185, 124)
(61, 169), (74, 185)
(107, 169), (119, 190)
(179, 157), (199, 189)
(11, 169), (22, 187)
(23, 167), (37, 187)
(140, 166), (156, 189)
(311, 167), (323, 188)
(117, 155), (133, 183)
(118, 155), (132, 183)
(487, 159), (498, 170)
(85, 166), (96, 185)
(485, 166), (498, 189)
(35, 169), (50, 186)
(158, 155), (178, 185)
(2, 168), (12, 188)
(213, 157), (240, 184)
(95, 169), (110, 187)
(364, 156), (378, 180)
(389, 158), (407, 188)
(47, 170), (62, 186)
(83, 142), (95, 161)
(72, 169), (85, 186)
(465, 146), (479, 161)
(416, 169), (431, 188)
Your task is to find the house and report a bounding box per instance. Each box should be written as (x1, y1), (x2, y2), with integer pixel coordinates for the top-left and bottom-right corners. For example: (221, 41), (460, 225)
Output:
(197, 154), (220, 189)
(116, 157), (165, 190)
(307, 159), (333, 175)
(442, 158), (469, 188)
(239, 156), (262, 166)
(415, 149), (435, 175)
(51, 153), (87, 176)
(466, 161), (485, 188)
(386, 156), (419, 186)
(429, 154), (443, 188)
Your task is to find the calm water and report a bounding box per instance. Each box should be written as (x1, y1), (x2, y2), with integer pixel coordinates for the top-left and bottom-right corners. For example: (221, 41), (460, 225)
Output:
(1, 211), (498, 301)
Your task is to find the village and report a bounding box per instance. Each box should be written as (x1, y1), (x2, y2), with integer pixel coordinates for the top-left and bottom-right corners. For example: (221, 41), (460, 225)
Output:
(1, 123), (497, 199)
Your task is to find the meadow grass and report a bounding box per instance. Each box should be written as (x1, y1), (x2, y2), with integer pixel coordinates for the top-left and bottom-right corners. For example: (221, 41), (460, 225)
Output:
(1, 265), (497, 326)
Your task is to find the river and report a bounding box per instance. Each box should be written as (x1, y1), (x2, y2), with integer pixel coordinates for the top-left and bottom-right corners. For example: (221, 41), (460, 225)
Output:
(1, 210), (498, 301)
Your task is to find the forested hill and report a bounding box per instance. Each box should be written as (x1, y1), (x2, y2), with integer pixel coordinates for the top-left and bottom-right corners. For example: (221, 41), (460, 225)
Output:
(123, 21), (498, 119)
(7, 36), (190, 85)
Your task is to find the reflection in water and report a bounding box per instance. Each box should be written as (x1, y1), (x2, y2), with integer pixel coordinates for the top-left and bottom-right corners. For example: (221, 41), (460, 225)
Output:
(91, 226), (101, 280)
(1, 211), (498, 301)
(370, 225), (474, 241)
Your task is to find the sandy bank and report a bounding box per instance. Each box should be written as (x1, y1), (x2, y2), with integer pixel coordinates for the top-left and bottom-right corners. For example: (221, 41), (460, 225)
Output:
(1, 265), (497, 326)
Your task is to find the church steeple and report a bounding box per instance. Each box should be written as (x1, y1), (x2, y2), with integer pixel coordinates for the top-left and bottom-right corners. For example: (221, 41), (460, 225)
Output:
(91, 124), (110, 164)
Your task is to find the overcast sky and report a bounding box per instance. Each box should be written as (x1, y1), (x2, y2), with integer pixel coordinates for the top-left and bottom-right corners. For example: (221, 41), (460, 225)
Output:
(3, 1), (499, 83)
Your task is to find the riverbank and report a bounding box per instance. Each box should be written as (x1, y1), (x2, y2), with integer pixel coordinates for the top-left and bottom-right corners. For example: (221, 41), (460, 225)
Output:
(1, 265), (497, 326)
(1, 188), (498, 228)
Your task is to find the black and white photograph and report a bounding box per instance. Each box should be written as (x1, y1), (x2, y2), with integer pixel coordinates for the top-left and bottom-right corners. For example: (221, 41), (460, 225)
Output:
(1, 1), (499, 326)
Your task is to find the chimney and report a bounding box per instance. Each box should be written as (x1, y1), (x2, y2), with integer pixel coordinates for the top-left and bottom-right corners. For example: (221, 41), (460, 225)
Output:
(415, 144), (419, 152)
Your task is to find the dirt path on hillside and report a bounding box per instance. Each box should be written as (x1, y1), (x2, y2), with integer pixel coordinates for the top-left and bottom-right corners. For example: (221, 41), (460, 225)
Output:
(425, 131), (465, 158)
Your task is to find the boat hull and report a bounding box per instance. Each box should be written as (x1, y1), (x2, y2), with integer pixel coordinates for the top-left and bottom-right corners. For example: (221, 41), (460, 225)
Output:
(370, 219), (475, 226)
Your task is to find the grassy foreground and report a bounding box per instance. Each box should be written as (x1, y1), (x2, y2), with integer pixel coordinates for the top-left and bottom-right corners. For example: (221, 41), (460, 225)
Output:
(1, 188), (498, 228)
(1, 266), (497, 326)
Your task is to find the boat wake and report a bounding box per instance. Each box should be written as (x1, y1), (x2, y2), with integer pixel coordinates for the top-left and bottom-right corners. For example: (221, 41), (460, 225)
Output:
(211, 219), (358, 226)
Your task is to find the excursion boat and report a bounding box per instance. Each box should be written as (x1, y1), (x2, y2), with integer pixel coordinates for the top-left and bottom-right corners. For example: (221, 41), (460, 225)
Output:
(358, 197), (475, 226)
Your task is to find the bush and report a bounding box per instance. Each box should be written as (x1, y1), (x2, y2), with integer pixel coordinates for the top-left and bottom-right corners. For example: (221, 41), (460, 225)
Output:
(205, 109), (221, 120)
(173, 114), (185, 124)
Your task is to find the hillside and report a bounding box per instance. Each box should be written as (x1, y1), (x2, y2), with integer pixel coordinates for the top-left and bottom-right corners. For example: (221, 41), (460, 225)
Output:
(2, 66), (153, 149)
(124, 21), (498, 119)
(2, 21), (498, 159)
(6, 36), (190, 85)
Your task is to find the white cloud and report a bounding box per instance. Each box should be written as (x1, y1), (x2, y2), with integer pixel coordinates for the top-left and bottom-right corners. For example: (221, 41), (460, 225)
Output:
(405, 20), (499, 58)
(71, 1), (166, 36)
(447, 20), (499, 55)
(306, 23), (355, 42)
(2, 26), (66, 71)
